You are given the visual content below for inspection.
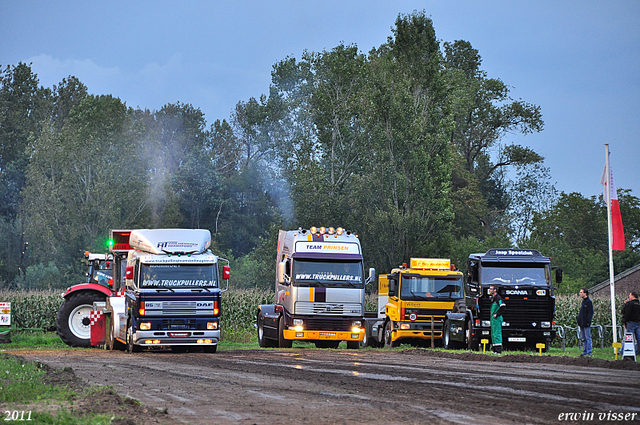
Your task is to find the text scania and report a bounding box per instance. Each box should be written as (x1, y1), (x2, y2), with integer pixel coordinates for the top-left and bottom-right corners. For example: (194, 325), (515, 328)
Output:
(505, 290), (528, 295)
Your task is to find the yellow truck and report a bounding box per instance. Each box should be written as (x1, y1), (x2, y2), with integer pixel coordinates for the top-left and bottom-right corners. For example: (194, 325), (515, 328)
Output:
(363, 258), (466, 348)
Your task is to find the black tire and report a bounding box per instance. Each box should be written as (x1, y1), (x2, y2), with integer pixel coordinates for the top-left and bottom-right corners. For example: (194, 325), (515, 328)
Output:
(453, 299), (467, 314)
(466, 319), (478, 351)
(203, 345), (218, 353)
(56, 292), (106, 347)
(347, 341), (360, 350)
(257, 312), (275, 348)
(443, 319), (453, 349)
(315, 341), (339, 349)
(108, 324), (126, 351)
(359, 328), (369, 348)
(126, 322), (141, 353)
(384, 320), (399, 349)
(278, 315), (292, 348)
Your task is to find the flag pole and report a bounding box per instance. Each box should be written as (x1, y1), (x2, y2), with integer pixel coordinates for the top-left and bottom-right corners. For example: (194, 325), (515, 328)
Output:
(605, 143), (618, 353)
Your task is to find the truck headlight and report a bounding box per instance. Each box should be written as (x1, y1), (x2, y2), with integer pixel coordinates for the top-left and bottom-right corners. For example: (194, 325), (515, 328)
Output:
(351, 320), (363, 333)
(541, 322), (551, 328)
(400, 323), (411, 330)
(481, 321), (490, 327)
(140, 322), (151, 330)
(207, 322), (218, 330)
(293, 319), (304, 332)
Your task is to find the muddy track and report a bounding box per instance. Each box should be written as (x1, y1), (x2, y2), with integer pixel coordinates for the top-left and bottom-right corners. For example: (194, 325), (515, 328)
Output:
(17, 348), (640, 424)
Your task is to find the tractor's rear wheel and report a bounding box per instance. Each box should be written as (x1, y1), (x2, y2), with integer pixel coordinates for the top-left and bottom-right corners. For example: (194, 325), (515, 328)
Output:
(56, 292), (106, 347)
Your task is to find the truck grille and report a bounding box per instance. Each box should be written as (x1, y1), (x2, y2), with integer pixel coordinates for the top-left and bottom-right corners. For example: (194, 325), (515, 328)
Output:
(480, 298), (554, 327)
(295, 302), (362, 316)
(303, 318), (353, 332)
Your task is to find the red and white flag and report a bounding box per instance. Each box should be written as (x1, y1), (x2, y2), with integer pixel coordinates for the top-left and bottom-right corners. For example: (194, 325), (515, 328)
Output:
(600, 164), (625, 251)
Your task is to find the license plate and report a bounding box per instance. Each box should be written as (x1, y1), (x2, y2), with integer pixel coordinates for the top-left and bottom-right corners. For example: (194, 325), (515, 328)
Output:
(169, 324), (189, 330)
(169, 332), (189, 337)
(319, 332), (336, 339)
(508, 337), (526, 342)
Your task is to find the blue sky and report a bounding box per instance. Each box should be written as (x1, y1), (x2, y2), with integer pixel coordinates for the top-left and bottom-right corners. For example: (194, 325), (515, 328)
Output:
(1, 1), (638, 199)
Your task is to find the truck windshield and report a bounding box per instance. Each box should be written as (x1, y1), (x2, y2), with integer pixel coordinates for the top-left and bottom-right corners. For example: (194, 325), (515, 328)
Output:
(480, 264), (549, 286)
(400, 276), (463, 300)
(293, 259), (363, 288)
(139, 264), (218, 289)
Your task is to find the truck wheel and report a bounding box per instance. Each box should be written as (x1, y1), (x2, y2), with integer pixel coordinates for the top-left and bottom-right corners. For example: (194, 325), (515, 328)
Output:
(347, 341), (360, 350)
(443, 319), (453, 349)
(384, 321), (399, 349)
(257, 313), (275, 348)
(278, 316), (292, 348)
(56, 292), (106, 347)
(453, 299), (467, 314)
(126, 322), (141, 353)
(466, 319), (478, 351)
(108, 326), (126, 351)
(359, 329), (369, 348)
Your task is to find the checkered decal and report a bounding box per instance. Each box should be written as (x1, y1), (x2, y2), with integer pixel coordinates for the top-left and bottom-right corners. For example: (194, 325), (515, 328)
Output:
(89, 310), (104, 326)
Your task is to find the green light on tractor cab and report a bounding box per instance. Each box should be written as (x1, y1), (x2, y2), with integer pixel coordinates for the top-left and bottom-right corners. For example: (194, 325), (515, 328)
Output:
(107, 239), (114, 248)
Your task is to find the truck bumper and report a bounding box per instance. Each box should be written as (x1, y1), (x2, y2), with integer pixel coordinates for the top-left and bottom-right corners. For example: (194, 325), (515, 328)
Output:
(392, 321), (443, 341)
(133, 330), (220, 347)
(477, 328), (555, 343)
(392, 329), (443, 341)
(283, 329), (364, 342)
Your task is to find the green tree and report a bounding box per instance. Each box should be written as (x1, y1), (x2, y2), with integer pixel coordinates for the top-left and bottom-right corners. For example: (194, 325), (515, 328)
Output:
(443, 40), (544, 236)
(0, 63), (51, 219)
(527, 190), (640, 293)
(356, 11), (453, 271)
(136, 102), (208, 227)
(23, 95), (147, 275)
(507, 162), (558, 246)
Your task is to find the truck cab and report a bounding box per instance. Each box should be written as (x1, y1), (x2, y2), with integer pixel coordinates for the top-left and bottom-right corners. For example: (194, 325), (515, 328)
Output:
(466, 248), (561, 350)
(257, 227), (374, 349)
(115, 229), (228, 352)
(368, 258), (464, 348)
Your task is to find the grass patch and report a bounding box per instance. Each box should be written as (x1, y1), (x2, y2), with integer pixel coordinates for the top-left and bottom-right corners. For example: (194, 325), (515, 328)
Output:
(0, 354), (115, 424)
(0, 354), (76, 404)
(5, 331), (69, 350)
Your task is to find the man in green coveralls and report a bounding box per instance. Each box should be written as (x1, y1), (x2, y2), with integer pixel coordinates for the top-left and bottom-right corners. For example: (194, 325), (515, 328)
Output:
(489, 284), (506, 354)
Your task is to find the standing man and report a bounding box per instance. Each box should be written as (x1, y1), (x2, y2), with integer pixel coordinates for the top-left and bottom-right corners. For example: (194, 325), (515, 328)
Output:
(622, 291), (640, 354)
(577, 288), (594, 357)
(489, 284), (505, 354)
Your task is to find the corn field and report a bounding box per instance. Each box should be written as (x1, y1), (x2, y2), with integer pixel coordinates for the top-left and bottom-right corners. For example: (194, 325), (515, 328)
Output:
(0, 289), (629, 347)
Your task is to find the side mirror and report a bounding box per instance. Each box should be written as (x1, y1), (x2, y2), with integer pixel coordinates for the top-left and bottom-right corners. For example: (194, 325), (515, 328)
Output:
(125, 266), (134, 280)
(223, 265), (231, 280)
(388, 279), (397, 298)
(277, 262), (287, 285)
(555, 268), (563, 284)
(365, 268), (375, 285)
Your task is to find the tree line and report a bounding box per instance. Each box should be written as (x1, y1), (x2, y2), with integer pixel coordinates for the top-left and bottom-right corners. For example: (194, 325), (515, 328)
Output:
(1, 11), (638, 293)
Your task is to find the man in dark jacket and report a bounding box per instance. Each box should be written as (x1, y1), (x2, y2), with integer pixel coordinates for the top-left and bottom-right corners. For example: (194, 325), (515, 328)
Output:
(622, 291), (640, 354)
(577, 288), (594, 356)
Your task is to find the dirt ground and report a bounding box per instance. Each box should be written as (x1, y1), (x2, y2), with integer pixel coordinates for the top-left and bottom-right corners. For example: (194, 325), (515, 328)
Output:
(9, 347), (640, 424)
